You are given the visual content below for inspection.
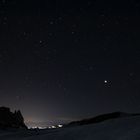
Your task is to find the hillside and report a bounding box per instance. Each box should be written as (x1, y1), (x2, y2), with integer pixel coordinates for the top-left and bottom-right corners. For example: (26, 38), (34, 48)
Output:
(0, 115), (140, 140)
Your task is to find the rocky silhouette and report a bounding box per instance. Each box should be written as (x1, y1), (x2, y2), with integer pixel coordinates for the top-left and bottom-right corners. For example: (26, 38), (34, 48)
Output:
(0, 107), (27, 129)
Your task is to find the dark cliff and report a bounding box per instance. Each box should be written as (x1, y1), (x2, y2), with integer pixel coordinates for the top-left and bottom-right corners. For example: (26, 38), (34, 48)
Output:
(0, 107), (27, 129)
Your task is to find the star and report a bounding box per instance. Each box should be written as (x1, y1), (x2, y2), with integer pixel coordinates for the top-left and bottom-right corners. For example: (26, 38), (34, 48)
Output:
(104, 80), (108, 84)
(129, 73), (134, 77)
(58, 17), (62, 20)
(102, 23), (105, 27)
(23, 32), (27, 36)
(89, 66), (94, 71)
(50, 21), (54, 25)
(71, 31), (75, 34)
(39, 40), (43, 44)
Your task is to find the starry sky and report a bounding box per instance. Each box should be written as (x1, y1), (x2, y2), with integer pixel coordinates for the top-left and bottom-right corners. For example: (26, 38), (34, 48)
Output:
(0, 0), (140, 127)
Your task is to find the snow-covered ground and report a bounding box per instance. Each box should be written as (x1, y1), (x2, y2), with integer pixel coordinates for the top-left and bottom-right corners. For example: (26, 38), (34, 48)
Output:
(1, 116), (140, 140)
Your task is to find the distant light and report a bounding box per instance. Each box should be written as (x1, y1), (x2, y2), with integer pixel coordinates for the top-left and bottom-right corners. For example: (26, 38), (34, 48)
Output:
(31, 126), (38, 129)
(30, 126), (47, 129)
(48, 125), (63, 129)
(58, 124), (63, 128)
(51, 126), (56, 129)
(104, 80), (108, 84)
(38, 127), (47, 129)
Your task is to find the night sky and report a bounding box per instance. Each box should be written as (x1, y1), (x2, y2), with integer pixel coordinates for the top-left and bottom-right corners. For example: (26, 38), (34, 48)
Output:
(0, 0), (140, 127)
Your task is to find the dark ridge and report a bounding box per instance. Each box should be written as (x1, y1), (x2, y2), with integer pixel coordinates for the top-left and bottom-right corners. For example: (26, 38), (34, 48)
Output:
(0, 107), (27, 129)
(66, 112), (140, 127)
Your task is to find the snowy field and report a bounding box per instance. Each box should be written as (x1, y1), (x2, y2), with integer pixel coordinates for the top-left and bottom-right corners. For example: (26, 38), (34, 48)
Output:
(1, 116), (140, 140)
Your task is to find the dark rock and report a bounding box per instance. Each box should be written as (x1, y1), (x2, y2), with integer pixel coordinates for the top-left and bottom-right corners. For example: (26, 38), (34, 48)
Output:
(0, 107), (27, 129)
